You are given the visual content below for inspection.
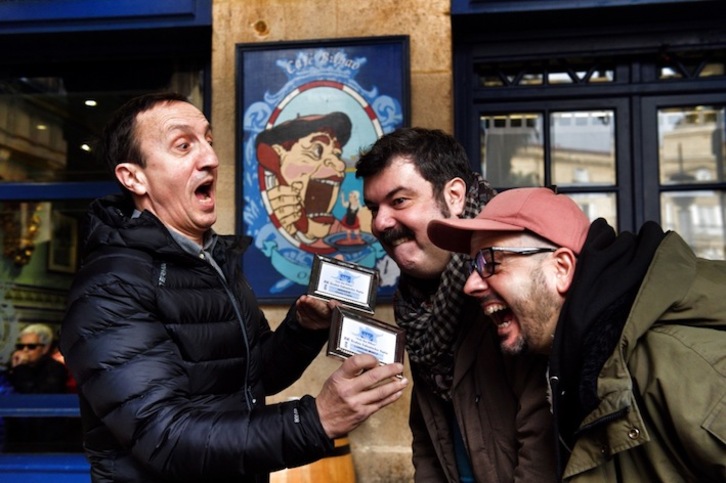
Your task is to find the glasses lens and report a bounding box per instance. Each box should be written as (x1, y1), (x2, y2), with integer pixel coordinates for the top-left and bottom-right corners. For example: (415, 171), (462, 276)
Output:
(472, 248), (499, 278)
(15, 343), (41, 350)
(474, 250), (489, 278)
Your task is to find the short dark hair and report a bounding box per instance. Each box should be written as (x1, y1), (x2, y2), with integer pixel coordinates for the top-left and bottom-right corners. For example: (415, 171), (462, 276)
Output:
(100, 91), (190, 175)
(355, 127), (475, 200)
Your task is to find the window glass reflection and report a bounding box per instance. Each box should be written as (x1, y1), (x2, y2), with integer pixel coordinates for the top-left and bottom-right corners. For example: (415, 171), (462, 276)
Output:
(568, 192), (618, 229)
(589, 70), (614, 83)
(548, 71), (574, 84)
(1, 199), (87, 368)
(701, 62), (725, 77)
(661, 191), (725, 260)
(0, 72), (204, 183)
(1, 198), (89, 451)
(658, 106), (726, 185)
(551, 110), (616, 186)
(480, 113), (544, 187)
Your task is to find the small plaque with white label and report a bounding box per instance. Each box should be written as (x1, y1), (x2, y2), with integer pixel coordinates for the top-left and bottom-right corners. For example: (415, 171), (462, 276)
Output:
(307, 255), (378, 314)
(327, 307), (405, 365)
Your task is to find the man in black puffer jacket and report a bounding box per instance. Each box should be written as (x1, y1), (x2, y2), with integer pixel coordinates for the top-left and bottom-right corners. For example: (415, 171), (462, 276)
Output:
(60, 92), (408, 483)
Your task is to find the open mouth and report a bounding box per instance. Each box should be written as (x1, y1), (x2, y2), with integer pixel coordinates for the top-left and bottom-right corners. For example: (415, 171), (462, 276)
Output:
(304, 178), (340, 222)
(195, 179), (214, 202)
(389, 236), (413, 247)
(484, 303), (515, 329)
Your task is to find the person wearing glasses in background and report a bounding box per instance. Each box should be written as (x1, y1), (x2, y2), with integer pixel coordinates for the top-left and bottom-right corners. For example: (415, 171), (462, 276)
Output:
(5, 323), (78, 452)
(356, 128), (557, 482)
(427, 186), (726, 482)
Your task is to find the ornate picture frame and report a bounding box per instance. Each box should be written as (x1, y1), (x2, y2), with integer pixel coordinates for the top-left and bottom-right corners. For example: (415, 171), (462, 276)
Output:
(236, 36), (409, 302)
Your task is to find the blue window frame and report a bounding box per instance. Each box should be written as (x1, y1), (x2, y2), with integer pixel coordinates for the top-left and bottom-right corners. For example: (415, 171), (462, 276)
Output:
(0, 0), (212, 468)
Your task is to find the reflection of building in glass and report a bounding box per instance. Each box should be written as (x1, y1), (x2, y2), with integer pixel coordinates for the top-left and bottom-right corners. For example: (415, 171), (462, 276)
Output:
(550, 147), (614, 185)
(0, 91), (68, 182)
(480, 112), (618, 225)
(659, 106), (725, 259)
(550, 111), (615, 187)
(659, 107), (724, 184)
(480, 114), (543, 187)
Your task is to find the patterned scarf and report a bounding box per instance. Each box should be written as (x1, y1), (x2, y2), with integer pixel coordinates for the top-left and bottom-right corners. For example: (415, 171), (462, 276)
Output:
(394, 173), (496, 400)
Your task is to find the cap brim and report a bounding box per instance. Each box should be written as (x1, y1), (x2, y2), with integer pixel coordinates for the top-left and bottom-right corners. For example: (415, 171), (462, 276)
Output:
(427, 218), (526, 254)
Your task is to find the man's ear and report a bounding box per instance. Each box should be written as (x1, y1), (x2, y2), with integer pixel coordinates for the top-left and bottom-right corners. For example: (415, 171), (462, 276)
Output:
(444, 177), (467, 217)
(553, 248), (577, 295)
(115, 162), (148, 196)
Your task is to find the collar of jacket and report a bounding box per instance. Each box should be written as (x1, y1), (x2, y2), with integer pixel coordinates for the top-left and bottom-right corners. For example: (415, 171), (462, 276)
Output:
(550, 219), (665, 476)
(85, 194), (251, 259)
(562, 231), (702, 479)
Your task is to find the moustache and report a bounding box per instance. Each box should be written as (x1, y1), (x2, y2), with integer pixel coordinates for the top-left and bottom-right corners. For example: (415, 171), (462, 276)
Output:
(378, 226), (415, 246)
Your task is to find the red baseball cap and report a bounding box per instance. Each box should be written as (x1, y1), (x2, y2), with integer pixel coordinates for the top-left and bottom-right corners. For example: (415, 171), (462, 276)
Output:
(427, 187), (591, 255)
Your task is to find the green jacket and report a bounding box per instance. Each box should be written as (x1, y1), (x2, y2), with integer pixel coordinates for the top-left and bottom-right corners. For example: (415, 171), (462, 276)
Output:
(564, 232), (726, 482)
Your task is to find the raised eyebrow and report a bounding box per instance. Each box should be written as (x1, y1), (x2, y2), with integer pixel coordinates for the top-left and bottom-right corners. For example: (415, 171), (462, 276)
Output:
(166, 122), (213, 137)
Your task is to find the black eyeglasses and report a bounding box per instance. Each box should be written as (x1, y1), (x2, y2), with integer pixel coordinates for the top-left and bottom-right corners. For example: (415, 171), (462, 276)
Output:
(470, 247), (557, 279)
(15, 343), (44, 351)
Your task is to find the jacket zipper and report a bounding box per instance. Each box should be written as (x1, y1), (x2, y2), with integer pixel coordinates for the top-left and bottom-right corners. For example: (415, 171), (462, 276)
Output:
(220, 279), (254, 410)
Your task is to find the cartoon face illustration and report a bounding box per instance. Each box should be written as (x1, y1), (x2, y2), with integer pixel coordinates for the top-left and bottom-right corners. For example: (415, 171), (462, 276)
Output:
(256, 112), (352, 248)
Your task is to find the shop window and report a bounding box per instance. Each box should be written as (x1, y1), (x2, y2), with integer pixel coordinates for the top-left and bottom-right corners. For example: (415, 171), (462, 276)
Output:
(0, 64), (207, 458)
(657, 104), (726, 259)
(658, 50), (726, 80)
(476, 59), (615, 88)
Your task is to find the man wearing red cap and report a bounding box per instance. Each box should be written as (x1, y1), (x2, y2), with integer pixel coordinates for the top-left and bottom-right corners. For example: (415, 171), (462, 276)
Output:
(428, 186), (726, 482)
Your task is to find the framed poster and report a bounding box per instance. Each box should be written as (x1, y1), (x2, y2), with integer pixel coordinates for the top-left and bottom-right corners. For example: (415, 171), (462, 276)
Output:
(236, 36), (409, 303)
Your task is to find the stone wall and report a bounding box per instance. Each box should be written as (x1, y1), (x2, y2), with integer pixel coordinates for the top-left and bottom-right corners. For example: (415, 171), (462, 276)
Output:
(210, 1), (453, 480)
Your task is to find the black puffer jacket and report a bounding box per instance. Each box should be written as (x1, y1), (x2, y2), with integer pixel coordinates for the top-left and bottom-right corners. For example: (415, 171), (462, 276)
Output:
(60, 195), (333, 483)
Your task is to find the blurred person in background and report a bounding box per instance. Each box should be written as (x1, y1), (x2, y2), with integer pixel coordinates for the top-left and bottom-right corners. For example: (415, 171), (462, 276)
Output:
(5, 323), (79, 452)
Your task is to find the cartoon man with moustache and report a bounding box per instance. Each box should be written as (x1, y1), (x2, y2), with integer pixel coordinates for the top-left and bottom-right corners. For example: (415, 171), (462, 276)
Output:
(256, 112), (351, 253)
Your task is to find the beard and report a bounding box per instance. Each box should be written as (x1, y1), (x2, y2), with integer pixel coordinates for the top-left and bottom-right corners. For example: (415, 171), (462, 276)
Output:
(501, 333), (527, 355)
(502, 265), (559, 355)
